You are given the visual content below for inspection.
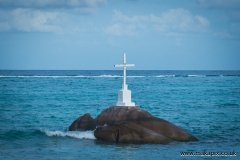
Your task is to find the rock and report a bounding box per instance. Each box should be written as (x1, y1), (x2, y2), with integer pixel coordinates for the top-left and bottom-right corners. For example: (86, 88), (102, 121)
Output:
(94, 121), (173, 144)
(95, 106), (198, 142)
(95, 106), (152, 126)
(69, 106), (198, 143)
(68, 113), (96, 131)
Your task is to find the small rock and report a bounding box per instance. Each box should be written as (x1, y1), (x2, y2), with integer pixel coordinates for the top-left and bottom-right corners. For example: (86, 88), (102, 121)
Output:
(68, 113), (96, 131)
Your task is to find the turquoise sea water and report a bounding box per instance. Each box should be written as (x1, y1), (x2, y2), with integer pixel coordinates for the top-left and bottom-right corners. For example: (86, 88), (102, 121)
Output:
(0, 70), (240, 159)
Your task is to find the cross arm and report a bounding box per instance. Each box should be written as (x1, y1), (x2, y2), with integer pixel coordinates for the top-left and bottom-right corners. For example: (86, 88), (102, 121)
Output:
(125, 64), (135, 67)
(114, 64), (124, 67)
(114, 64), (135, 67)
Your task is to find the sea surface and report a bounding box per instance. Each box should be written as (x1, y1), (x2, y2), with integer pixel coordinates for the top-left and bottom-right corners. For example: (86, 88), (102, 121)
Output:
(0, 70), (239, 159)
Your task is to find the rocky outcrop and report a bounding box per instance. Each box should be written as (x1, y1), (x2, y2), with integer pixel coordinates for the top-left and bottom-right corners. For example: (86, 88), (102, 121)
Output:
(69, 113), (96, 131)
(69, 106), (198, 144)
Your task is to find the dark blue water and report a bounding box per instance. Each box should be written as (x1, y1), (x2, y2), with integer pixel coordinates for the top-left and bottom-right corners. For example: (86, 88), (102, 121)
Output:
(0, 70), (239, 159)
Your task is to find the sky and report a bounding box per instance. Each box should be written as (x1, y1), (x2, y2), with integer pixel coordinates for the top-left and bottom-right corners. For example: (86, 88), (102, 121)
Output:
(0, 0), (240, 70)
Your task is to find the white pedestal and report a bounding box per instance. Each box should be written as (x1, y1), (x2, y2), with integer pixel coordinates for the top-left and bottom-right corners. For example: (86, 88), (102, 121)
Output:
(116, 87), (135, 107)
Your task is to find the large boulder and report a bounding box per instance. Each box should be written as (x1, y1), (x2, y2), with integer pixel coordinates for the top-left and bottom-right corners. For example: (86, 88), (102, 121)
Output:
(69, 106), (198, 143)
(94, 121), (173, 144)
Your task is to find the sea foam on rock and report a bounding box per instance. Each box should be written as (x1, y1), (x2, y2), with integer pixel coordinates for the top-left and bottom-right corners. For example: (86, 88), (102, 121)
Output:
(69, 106), (198, 144)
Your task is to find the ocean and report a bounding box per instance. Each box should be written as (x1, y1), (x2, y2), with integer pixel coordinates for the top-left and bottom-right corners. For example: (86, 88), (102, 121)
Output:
(0, 70), (239, 159)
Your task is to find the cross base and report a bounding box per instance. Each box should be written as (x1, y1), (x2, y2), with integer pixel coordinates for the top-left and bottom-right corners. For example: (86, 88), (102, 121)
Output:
(116, 102), (136, 106)
(116, 87), (136, 107)
(113, 106), (140, 110)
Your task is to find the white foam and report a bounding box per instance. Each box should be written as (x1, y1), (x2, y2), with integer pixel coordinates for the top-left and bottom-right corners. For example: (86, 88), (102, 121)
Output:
(188, 75), (206, 77)
(155, 75), (175, 78)
(97, 75), (121, 78)
(0, 75), (121, 78)
(0, 75), (146, 78)
(41, 129), (96, 139)
(0, 76), (74, 78)
(128, 76), (145, 78)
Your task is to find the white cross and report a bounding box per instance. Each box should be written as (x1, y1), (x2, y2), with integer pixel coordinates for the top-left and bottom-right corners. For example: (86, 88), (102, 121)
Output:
(114, 53), (136, 107)
(114, 53), (134, 90)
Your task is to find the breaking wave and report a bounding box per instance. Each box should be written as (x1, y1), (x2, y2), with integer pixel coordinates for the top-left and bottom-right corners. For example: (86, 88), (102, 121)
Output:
(155, 75), (175, 78)
(0, 75), (121, 78)
(41, 129), (96, 139)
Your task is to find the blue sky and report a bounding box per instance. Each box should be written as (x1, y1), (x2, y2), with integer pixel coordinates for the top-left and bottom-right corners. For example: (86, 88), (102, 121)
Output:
(0, 0), (239, 70)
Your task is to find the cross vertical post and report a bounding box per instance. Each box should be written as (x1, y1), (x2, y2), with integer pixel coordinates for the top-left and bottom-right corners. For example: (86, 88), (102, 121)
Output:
(123, 53), (126, 89)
